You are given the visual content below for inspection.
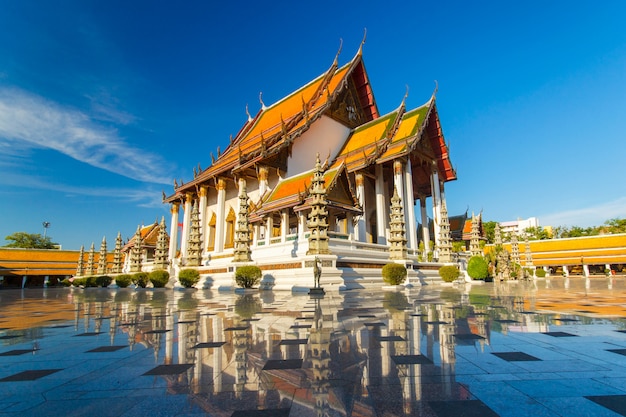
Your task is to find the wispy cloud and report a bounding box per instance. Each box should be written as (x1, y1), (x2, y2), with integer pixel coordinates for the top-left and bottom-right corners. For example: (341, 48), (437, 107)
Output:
(0, 87), (171, 184)
(539, 197), (626, 228)
(0, 171), (165, 208)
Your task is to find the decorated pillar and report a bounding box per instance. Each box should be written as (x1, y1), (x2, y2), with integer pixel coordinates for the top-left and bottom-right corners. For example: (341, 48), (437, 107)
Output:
(154, 216), (169, 270)
(86, 242), (95, 276)
(180, 193), (194, 260)
(420, 197), (430, 254)
(375, 164), (387, 245)
(524, 237), (534, 267)
(437, 201), (452, 263)
(469, 214), (481, 257)
(404, 161), (418, 250)
(510, 233), (520, 266)
(198, 186), (208, 258)
(355, 172), (366, 242)
(97, 236), (107, 275)
(186, 201), (203, 266)
(76, 245), (85, 277)
(129, 226), (142, 272)
(307, 154), (330, 255)
(112, 232), (123, 274)
(388, 187), (408, 260)
(233, 178), (252, 262)
(215, 178), (227, 252)
(168, 203), (180, 265)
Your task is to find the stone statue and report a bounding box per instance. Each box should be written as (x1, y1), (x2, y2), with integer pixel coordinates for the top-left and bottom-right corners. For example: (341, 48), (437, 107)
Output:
(313, 256), (322, 288)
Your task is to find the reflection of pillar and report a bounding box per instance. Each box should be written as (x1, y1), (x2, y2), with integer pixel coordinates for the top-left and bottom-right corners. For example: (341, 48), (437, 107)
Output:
(165, 313), (174, 364)
(356, 173), (366, 242)
(375, 164), (387, 245)
(213, 316), (223, 393)
(180, 193), (193, 261)
(168, 203), (180, 265)
(420, 197), (430, 254)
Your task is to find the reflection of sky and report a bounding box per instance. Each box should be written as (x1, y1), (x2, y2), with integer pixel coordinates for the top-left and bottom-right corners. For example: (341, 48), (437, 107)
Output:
(0, 279), (625, 416)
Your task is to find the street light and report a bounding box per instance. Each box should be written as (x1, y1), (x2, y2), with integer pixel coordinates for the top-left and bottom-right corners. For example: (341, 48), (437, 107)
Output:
(42, 221), (51, 238)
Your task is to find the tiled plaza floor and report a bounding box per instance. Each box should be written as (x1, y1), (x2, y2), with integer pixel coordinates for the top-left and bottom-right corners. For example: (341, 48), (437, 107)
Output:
(0, 277), (625, 416)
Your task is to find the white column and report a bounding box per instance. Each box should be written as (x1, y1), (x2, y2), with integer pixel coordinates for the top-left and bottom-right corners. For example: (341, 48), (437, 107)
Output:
(168, 203), (180, 264)
(214, 178), (226, 252)
(583, 264), (590, 277)
(375, 164), (387, 245)
(265, 216), (273, 246)
(355, 173), (366, 242)
(393, 160), (405, 205)
(258, 166), (269, 197)
(253, 223), (260, 247)
(404, 162), (418, 251)
(43, 276), (50, 287)
(297, 212), (305, 241)
(198, 186), (208, 257)
(430, 169), (441, 246)
(346, 213), (354, 239)
(281, 209), (288, 243)
(180, 193), (193, 260)
(563, 265), (569, 277)
(420, 197), (430, 253)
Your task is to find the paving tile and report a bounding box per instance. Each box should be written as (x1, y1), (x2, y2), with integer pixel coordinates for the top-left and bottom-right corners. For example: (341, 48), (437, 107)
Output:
(193, 342), (226, 348)
(495, 319), (520, 323)
(492, 352), (541, 362)
(542, 331), (578, 337)
(454, 333), (485, 340)
(263, 359), (302, 370)
(86, 345), (126, 353)
(279, 339), (308, 346)
(428, 399), (499, 417)
(142, 363), (194, 376)
(0, 349), (37, 356)
(391, 355), (433, 365)
(144, 329), (171, 334)
(73, 332), (102, 337)
(289, 324), (311, 329)
(0, 369), (63, 382)
(376, 335), (405, 342)
(225, 326), (250, 331)
(231, 409), (291, 417)
(585, 395), (626, 415)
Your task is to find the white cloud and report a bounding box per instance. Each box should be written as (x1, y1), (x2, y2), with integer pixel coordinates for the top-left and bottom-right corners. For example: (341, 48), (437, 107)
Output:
(539, 197), (626, 228)
(0, 87), (171, 184)
(0, 172), (165, 208)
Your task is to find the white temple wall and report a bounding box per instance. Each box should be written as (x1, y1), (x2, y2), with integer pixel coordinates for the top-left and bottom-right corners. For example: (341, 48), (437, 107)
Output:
(287, 116), (350, 176)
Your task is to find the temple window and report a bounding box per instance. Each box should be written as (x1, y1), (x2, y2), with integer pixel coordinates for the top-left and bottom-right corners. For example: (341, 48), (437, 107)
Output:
(225, 207), (236, 249)
(207, 212), (216, 251)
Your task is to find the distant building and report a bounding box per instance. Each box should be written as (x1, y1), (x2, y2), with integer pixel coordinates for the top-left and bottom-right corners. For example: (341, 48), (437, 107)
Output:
(499, 217), (539, 236)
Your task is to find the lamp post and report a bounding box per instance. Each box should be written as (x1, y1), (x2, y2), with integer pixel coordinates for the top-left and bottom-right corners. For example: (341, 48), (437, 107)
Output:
(42, 222), (50, 239)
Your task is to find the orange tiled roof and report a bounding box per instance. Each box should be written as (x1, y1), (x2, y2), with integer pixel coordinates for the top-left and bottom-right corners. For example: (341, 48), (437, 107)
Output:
(255, 166), (342, 215)
(377, 102), (430, 162)
(337, 109), (401, 172)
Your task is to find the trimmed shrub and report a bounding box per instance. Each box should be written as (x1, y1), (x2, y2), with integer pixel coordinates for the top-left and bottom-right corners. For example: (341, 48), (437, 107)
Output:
(95, 275), (112, 287)
(535, 268), (546, 278)
(132, 272), (149, 288)
(115, 274), (132, 288)
(72, 277), (86, 287)
(235, 265), (262, 288)
(439, 265), (460, 283)
(178, 268), (200, 288)
(60, 278), (72, 287)
(149, 270), (170, 288)
(85, 276), (97, 287)
(382, 263), (407, 285)
(467, 256), (489, 280)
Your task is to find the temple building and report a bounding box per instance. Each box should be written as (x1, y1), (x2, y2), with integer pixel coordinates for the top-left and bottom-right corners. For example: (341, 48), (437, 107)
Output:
(163, 43), (456, 290)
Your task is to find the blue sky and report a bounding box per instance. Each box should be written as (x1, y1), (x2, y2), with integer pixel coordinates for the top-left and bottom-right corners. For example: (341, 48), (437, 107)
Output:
(1, 0), (625, 250)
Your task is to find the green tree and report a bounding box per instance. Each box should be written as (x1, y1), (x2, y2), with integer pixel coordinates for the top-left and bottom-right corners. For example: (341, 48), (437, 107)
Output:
(604, 218), (626, 234)
(482, 221), (497, 244)
(3, 232), (58, 249)
(523, 226), (550, 240)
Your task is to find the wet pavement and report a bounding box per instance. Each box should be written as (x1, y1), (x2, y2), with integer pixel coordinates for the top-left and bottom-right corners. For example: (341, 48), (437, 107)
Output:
(0, 277), (625, 416)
